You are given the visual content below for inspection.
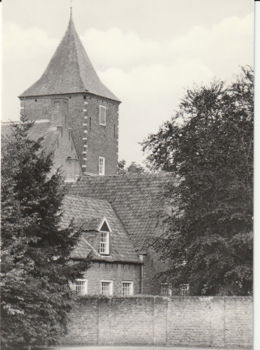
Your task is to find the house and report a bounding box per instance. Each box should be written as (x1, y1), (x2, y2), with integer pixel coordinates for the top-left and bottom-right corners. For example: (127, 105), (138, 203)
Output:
(2, 12), (176, 296)
(67, 173), (175, 295)
(61, 195), (142, 296)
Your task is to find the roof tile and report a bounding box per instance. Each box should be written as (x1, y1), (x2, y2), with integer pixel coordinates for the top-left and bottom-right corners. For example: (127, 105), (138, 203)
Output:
(62, 195), (140, 263)
(69, 174), (175, 252)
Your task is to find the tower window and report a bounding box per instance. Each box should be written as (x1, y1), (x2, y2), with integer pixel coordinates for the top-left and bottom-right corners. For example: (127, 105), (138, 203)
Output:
(98, 156), (105, 176)
(99, 105), (107, 126)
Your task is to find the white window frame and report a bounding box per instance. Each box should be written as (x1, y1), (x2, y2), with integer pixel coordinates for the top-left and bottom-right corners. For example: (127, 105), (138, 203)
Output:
(179, 283), (190, 296)
(122, 281), (134, 296)
(161, 283), (172, 296)
(98, 218), (111, 255)
(75, 279), (88, 295)
(100, 231), (109, 255)
(98, 156), (105, 176)
(100, 280), (113, 296)
(99, 105), (107, 126)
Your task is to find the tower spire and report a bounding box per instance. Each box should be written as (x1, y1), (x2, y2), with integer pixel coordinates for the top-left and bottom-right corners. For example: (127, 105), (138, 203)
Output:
(70, 0), (73, 19)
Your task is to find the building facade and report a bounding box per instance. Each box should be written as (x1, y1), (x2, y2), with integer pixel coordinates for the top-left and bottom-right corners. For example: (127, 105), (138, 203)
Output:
(2, 13), (175, 296)
(61, 196), (142, 297)
(68, 174), (174, 296)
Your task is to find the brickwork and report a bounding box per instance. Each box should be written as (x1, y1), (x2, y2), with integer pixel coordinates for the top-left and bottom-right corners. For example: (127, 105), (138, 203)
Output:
(142, 254), (161, 295)
(62, 296), (253, 348)
(82, 262), (141, 296)
(21, 96), (53, 121)
(85, 95), (119, 176)
(20, 92), (119, 176)
(224, 297), (253, 348)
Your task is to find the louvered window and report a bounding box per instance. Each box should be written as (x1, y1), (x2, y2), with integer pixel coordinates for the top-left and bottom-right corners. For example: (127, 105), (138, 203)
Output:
(99, 105), (107, 126)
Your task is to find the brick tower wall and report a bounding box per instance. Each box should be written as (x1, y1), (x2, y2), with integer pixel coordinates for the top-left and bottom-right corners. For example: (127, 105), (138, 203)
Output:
(20, 93), (119, 175)
(84, 94), (119, 176)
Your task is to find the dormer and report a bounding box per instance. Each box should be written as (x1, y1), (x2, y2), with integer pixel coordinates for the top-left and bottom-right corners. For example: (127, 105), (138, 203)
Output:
(98, 218), (111, 255)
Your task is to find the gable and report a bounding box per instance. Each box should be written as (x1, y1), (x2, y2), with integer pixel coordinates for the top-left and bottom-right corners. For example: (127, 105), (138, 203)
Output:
(99, 219), (110, 232)
(69, 173), (176, 253)
(61, 195), (140, 264)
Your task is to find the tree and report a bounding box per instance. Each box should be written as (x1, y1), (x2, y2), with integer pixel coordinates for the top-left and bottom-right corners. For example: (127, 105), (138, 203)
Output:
(1, 117), (89, 348)
(117, 160), (146, 175)
(143, 67), (253, 296)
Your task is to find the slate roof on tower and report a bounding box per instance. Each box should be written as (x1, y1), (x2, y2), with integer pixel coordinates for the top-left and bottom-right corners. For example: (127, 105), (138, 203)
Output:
(20, 15), (120, 102)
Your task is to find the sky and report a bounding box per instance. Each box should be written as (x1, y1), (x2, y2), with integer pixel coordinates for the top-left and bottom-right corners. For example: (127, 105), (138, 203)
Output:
(2, 0), (254, 165)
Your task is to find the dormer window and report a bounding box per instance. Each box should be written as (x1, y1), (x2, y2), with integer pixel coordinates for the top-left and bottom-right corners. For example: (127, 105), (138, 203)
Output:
(99, 218), (111, 255)
(99, 105), (107, 126)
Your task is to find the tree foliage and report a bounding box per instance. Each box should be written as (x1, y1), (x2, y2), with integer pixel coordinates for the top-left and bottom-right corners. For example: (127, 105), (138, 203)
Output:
(1, 117), (89, 348)
(118, 160), (146, 175)
(143, 67), (253, 295)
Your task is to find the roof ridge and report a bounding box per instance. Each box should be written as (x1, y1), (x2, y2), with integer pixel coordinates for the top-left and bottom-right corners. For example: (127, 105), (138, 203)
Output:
(66, 17), (86, 93)
(79, 173), (173, 180)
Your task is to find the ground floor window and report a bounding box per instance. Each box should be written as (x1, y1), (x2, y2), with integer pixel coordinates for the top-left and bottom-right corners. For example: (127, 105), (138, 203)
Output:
(101, 280), (113, 296)
(75, 279), (88, 295)
(160, 283), (172, 296)
(122, 281), (133, 296)
(179, 283), (190, 296)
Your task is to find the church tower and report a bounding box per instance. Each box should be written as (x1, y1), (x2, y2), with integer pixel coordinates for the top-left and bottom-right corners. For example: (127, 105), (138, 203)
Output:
(19, 14), (120, 178)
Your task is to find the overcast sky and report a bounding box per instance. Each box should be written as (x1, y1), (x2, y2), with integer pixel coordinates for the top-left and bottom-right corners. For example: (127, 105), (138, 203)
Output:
(2, 0), (254, 164)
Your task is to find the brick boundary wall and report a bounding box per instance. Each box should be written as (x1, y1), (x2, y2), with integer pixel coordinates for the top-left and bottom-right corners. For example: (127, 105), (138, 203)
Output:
(61, 296), (253, 348)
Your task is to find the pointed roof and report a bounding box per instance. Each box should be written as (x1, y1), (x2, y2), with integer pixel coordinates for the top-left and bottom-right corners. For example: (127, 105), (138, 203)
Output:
(20, 16), (120, 102)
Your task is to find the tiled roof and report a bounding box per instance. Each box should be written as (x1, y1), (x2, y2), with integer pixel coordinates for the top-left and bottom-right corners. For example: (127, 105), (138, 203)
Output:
(69, 174), (175, 253)
(1, 121), (59, 155)
(61, 195), (141, 263)
(20, 17), (120, 102)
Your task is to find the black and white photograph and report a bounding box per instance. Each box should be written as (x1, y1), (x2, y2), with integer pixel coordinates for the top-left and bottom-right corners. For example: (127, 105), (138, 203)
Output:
(0, 0), (256, 349)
